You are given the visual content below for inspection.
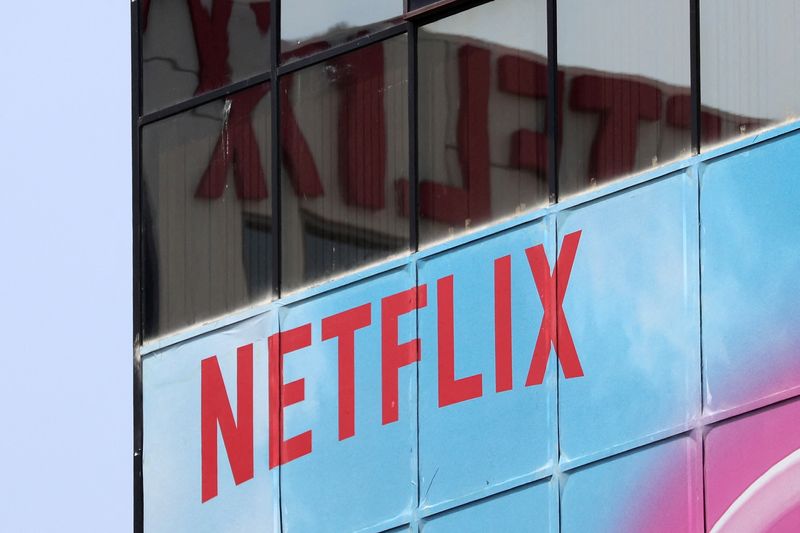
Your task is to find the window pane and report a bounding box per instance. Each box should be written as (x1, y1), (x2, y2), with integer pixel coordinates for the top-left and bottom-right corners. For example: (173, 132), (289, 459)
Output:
(418, 0), (549, 246)
(280, 36), (409, 291)
(142, 83), (272, 340)
(557, 0), (691, 198)
(701, 0), (800, 149)
(141, 0), (271, 114)
(408, 0), (448, 11)
(280, 0), (403, 62)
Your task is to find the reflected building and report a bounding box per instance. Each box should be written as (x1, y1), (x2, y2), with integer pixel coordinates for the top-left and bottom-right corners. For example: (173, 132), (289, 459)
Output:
(138, 0), (800, 338)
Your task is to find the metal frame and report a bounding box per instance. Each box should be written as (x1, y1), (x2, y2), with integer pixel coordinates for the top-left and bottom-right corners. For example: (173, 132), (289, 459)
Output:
(690, 0), (701, 153)
(270, 0), (282, 299)
(546, 0), (559, 204)
(132, 1), (704, 529)
(131, 1), (143, 532)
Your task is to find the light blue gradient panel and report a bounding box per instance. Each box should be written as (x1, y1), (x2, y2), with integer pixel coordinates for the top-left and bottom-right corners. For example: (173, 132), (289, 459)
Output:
(561, 437), (697, 533)
(417, 220), (557, 512)
(421, 479), (554, 532)
(279, 266), (417, 533)
(558, 173), (701, 465)
(143, 312), (279, 533)
(701, 131), (800, 414)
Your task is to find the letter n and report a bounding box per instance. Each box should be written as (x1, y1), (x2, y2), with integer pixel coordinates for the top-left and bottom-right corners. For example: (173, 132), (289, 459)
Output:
(201, 344), (254, 502)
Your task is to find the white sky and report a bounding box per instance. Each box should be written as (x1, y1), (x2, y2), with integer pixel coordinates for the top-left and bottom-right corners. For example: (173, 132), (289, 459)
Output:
(0, 1), (131, 530)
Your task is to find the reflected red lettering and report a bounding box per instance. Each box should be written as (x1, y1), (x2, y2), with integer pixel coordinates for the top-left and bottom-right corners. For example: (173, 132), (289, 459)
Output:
(570, 76), (661, 183)
(420, 44), (491, 225)
(332, 43), (387, 209)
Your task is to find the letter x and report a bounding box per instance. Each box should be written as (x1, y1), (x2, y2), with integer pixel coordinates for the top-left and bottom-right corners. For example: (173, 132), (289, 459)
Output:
(525, 231), (584, 385)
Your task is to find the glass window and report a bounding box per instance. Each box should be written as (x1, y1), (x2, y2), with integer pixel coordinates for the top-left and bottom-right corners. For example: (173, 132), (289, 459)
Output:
(701, 0), (800, 149)
(281, 0), (403, 62)
(141, 0), (272, 114)
(280, 36), (409, 291)
(408, 0), (449, 11)
(418, 0), (549, 246)
(557, 0), (691, 198)
(141, 83), (272, 340)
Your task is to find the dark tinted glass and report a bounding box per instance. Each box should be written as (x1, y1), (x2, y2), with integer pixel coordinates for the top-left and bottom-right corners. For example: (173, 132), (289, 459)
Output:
(418, 0), (549, 246)
(142, 83), (272, 340)
(701, 0), (800, 149)
(408, 0), (449, 11)
(280, 36), (409, 291)
(557, 0), (691, 198)
(141, 0), (271, 114)
(281, 0), (403, 62)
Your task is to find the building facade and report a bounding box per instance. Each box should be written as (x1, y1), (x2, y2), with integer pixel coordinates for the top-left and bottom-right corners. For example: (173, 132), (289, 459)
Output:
(134, 0), (800, 531)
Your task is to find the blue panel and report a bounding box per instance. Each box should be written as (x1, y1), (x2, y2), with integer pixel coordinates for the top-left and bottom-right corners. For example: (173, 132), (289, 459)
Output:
(701, 131), (800, 414)
(557, 173), (701, 465)
(417, 221), (557, 512)
(561, 437), (702, 533)
(421, 479), (554, 533)
(279, 267), (417, 533)
(143, 312), (279, 533)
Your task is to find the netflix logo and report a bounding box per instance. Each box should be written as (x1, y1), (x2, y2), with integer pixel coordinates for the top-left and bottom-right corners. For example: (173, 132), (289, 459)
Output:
(199, 230), (583, 502)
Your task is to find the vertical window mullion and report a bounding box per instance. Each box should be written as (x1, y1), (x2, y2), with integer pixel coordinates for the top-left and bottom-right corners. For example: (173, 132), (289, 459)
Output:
(271, 0), (282, 297)
(547, 0), (558, 204)
(408, 21), (419, 252)
(691, 0), (701, 153)
(132, 0), (144, 531)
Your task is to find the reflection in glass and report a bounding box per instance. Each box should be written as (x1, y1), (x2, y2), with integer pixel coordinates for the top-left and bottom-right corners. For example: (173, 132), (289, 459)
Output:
(141, 0), (271, 113)
(408, 0), (449, 11)
(557, 0), (691, 197)
(280, 0), (402, 62)
(280, 36), (409, 291)
(418, 0), (549, 246)
(142, 83), (272, 340)
(701, 0), (800, 149)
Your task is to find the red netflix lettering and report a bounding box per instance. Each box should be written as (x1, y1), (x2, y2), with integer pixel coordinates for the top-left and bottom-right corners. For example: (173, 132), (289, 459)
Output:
(195, 86), (270, 200)
(525, 231), (584, 385)
(187, 0), (233, 94)
(665, 94), (721, 145)
(194, 232), (590, 501)
(321, 304), (372, 440)
(268, 325), (313, 469)
(201, 344), (254, 502)
(194, 79), (325, 201)
(249, 2), (270, 34)
(332, 43), (387, 210)
(142, 0), (152, 31)
(494, 255), (513, 392)
(280, 75), (325, 198)
(381, 286), (427, 424)
(437, 275), (483, 406)
(570, 76), (661, 183)
(497, 55), (564, 175)
(420, 44), (491, 225)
